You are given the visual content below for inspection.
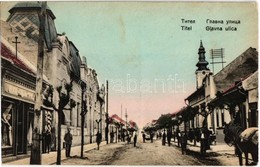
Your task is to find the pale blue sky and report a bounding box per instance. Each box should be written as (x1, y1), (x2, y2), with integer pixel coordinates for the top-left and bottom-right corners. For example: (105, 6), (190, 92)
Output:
(1, 1), (258, 127)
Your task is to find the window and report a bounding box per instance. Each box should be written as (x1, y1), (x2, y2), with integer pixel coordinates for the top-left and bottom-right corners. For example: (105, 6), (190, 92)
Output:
(1, 101), (13, 147)
(77, 103), (80, 127)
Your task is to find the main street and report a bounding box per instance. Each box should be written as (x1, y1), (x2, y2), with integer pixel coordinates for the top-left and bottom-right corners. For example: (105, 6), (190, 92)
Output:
(61, 137), (237, 166)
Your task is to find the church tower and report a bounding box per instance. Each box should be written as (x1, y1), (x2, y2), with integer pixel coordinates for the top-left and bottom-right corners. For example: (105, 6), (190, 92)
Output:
(7, 2), (57, 51)
(195, 40), (210, 89)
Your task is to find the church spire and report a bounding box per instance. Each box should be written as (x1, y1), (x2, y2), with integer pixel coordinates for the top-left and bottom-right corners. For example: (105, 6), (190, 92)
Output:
(196, 40), (209, 71)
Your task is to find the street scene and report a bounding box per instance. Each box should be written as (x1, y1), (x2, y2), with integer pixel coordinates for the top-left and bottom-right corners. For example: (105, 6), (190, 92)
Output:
(1, 1), (259, 166)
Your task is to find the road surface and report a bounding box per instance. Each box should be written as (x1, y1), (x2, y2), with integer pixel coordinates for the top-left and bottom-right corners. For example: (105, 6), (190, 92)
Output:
(61, 137), (224, 165)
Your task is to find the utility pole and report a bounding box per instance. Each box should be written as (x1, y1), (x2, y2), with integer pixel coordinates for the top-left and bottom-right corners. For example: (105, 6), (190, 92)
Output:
(12, 36), (20, 58)
(105, 80), (109, 144)
(121, 104), (122, 141)
(30, 1), (46, 164)
(125, 108), (128, 130)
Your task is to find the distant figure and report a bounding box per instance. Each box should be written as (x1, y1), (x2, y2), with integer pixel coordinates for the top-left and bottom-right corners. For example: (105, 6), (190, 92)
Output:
(96, 131), (102, 150)
(162, 130), (166, 146)
(45, 130), (52, 153)
(110, 131), (114, 143)
(150, 131), (154, 143)
(142, 133), (146, 143)
(176, 128), (181, 147)
(200, 128), (207, 157)
(122, 132), (125, 142)
(167, 129), (172, 146)
(133, 131), (137, 147)
(51, 127), (56, 151)
(64, 128), (73, 157)
(181, 132), (187, 154)
(127, 132), (131, 143)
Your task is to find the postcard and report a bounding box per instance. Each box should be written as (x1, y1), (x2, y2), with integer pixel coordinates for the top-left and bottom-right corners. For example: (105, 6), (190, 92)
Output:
(1, 1), (258, 166)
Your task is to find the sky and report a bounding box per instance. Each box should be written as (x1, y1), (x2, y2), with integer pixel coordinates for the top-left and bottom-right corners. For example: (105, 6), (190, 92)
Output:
(1, 1), (258, 128)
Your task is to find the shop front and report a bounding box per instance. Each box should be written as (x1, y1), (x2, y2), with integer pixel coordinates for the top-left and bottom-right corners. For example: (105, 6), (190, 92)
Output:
(1, 65), (36, 157)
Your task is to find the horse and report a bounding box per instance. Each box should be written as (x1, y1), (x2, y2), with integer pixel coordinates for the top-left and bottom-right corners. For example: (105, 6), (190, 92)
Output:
(223, 121), (258, 166)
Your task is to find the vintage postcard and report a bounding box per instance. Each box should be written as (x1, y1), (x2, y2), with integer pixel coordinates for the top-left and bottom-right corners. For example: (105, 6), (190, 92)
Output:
(1, 1), (258, 166)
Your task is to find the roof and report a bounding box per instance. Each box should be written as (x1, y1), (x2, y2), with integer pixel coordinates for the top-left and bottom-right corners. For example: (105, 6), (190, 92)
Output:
(214, 47), (258, 93)
(9, 2), (56, 19)
(185, 86), (204, 101)
(129, 120), (138, 129)
(242, 70), (258, 91)
(1, 43), (34, 75)
(111, 114), (126, 125)
(1, 36), (49, 82)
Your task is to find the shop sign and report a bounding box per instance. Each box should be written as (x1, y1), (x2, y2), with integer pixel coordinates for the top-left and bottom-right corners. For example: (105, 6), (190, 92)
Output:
(3, 80), (35, 102)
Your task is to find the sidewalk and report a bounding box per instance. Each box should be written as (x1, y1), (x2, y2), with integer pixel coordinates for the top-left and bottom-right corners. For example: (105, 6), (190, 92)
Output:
(2, 142), (106, 165)
(171, 139), (234, 153)
(170, 139), (251, 165)
(186, 140), (235, 155)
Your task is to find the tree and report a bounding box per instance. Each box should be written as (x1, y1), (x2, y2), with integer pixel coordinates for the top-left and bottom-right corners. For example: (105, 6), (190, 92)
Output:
(43, 80), (76, 165)
(156, 114), (173, 129)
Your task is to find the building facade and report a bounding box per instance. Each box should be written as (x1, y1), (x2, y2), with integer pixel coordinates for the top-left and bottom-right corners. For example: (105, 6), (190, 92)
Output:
(1, 2), (107, 157)
(185, 41), (258, 144)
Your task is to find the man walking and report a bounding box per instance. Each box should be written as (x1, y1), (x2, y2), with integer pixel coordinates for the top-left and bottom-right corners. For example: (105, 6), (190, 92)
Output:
(133, 131), (138, 147)
(45, 129), (51, 153)
(162, 130), (166, 146)
(96, 131), (102, 150)
(181, 132), (187, 154)
(64, 128), (73, 157)
(167, 129), (172, 146)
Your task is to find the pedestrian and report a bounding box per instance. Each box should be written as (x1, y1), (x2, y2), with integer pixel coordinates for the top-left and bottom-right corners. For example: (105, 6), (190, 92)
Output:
(96, 131), (102, 150)
(162, 130), (166, 146)
(133, 131), (137, 147)
(150, 131), (154, 143)
(176, 128), (181, 147)
(51, 127), (56, 151)
(122, 131), (125, 142)
(167, 129), (172, 146)
(64, 128), (73, 157)
(142, 132), (146, 143)
(181, 132), (187, 154)
(110, 131), (114, 143)
(200, 128), (206, 157)
(128, 132), (132, 143)
(45, 129), (52, 153)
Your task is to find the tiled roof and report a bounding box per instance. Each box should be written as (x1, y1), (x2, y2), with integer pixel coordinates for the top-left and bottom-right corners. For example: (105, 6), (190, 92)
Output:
(1, 43), (34, 75)
(111, 114), (126, 125)
(9, 2), (55, 19)
(214, 47), (258, 93)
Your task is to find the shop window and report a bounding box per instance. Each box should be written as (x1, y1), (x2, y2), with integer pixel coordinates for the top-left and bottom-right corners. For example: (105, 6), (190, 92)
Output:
(1, 102), (13, 147)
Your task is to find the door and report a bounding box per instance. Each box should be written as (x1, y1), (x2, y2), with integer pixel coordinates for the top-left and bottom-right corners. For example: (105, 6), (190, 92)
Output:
(17, 103), (28, 154)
